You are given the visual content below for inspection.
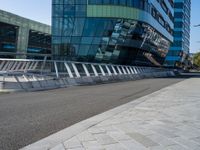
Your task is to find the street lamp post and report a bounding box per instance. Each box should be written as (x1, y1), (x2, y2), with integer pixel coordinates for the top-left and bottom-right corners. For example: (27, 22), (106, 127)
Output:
(194, 24), (200, 27)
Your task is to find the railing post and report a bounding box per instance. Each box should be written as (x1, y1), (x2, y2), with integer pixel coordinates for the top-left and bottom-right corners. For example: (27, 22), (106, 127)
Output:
(129, 66), (134, 74)
(54, 61), (59, 78)
(105, 65), (112, 76)
(117, 66), (122, 74)
(133, 67), (138, 74)
(29, 62), (35, 70)
(20, 62), (27, 70)
(142, 67), (144, 73)
(40, 56), (47, 75)
(64, 62), (74, 78)
(71, 63), (81, 78)
(32, 61), (39, 70)
(91, 64), (98, 76)
(137, 67), (141, 74)
(82, 64), (90, 77)
(125, 66), (131, 74)
(24, 61), (31, 73)
(10, 61), (18, 71)
(99, 65), (106, 76)
(0, 61), (6, 70)
(15, 62), (22, 71)
(141, 67), (144, 73)
(121, 66), (127, 74)
(6, 61), (14, 72)
(111, 66), (117, 75)
(2, 61), (9, 71)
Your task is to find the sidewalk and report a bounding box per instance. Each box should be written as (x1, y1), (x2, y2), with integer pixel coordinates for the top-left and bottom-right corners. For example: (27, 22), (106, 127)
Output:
(22, 78), (200, 150)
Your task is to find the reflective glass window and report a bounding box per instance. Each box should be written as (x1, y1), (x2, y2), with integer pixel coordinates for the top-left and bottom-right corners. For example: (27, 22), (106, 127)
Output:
(78, 45), (90, 56)
(82, 19), (97, 36)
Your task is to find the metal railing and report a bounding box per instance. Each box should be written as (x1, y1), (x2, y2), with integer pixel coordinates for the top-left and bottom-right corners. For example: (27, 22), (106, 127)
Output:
(0, 58), (170, 80)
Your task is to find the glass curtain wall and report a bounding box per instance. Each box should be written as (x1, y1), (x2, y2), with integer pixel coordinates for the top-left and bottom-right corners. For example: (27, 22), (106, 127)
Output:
(165, 0), (191, 68)
(27, 30), (51, 59)
(52, 0), (171, 66)
(0, 22), (18, 58)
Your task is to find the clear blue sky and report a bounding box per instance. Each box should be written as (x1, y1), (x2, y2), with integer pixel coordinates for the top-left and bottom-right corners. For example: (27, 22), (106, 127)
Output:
(0, 0), (199, 53)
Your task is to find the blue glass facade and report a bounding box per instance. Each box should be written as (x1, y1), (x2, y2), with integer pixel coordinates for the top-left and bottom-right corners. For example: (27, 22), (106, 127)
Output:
(52, 0), (174, 66)
(165, 0), (191, 68)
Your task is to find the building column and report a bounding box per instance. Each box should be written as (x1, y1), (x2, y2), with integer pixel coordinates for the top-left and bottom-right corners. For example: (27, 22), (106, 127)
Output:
(16, 27), (29, 59)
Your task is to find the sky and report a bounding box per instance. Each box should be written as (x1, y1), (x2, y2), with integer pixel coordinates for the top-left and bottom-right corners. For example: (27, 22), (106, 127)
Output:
(0, 0), (199, 53)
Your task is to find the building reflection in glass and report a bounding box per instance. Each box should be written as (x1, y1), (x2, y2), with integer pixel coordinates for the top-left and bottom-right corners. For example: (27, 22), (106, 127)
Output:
(52, 0), (172, 67)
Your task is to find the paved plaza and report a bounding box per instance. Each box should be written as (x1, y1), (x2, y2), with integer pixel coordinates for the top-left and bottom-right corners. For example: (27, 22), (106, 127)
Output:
(21, 77), (200, 150)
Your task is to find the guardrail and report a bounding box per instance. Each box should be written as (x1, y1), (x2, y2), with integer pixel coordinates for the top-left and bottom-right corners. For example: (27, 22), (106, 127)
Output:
(0, 58), (170, 79)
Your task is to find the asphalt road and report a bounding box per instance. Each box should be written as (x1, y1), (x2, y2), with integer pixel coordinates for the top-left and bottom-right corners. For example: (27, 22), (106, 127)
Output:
(0, 75), (191, 150)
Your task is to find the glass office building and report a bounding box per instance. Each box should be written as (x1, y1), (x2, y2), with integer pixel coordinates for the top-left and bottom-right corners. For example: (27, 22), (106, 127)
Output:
(165, 0), (191, 68)
(52, 0), (174, 66)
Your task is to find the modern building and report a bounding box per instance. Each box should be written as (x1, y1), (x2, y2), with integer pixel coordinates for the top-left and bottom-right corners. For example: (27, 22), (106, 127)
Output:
(165, 0), (191, 68)
(0, 9), (51, 59)
(52, 0), (174, 67)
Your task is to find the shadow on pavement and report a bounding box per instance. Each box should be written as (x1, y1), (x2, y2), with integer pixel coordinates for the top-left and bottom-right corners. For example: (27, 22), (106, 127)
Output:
(157, 72), (200, 79)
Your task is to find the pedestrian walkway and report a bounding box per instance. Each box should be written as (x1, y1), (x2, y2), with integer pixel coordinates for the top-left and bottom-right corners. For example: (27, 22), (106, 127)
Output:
(22, 78), (200, 150)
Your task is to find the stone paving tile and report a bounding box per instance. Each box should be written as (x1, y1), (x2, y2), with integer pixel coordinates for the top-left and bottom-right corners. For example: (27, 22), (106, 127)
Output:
(103, 143), (126, 150)
(50, 144), (65, 150)
(63, 137), (82, 149)
(86, 148), (105, 150)
(98, 125), (117, 132)
(68, 147), (85, 150)
(178, 125), (200, 136)
(77, 131), (96, 142)
(191, 136), (200, 144)
(22, 78), (200, 150)
(132, 128), (155, 136)
(165, 144), (189, 150)
(87, 127), (106, 134)
(172, 137), (200, 150)
(151, 127), (179, 138)
(107, 131), (132, 141)
(146, 134), (177, 147)
(119, 140), (148, 150)
(113, 122), (140, 133)
(149, 145), (175, 150)
(81, 140), (103, 149)
(127, 132), (159, 148)
(175, 130), (200, 139)
(94, 133), (117, 145)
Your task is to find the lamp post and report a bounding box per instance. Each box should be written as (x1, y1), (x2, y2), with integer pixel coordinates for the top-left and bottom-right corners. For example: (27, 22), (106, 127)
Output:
(194, 24), (200, 27)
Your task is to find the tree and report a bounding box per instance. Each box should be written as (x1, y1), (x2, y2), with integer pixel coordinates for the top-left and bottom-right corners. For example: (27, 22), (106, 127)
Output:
(193, 52), (200, 68)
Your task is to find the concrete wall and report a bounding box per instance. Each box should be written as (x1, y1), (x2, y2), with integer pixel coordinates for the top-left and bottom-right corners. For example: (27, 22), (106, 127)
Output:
(0, 71), (175, 92)
(0, 9), (51, 58)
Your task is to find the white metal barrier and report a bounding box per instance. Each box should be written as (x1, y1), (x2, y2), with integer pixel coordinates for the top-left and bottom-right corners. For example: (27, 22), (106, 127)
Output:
(0, 59), (168, 79)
